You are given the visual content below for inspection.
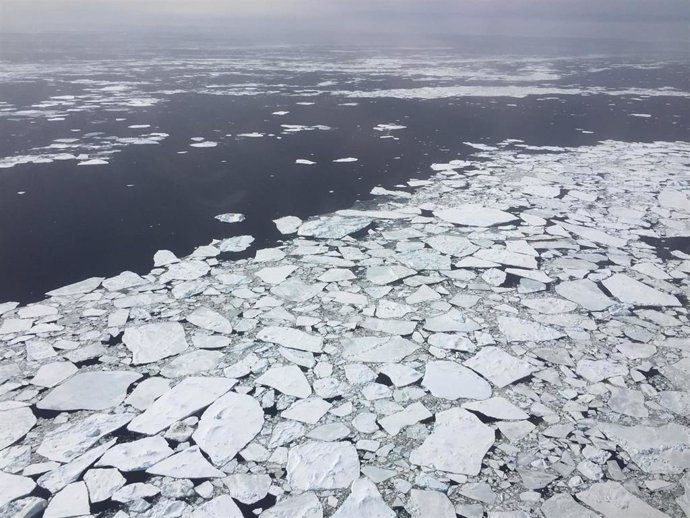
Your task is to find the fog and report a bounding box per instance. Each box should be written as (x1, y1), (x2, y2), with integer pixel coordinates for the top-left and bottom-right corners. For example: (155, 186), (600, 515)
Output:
(2, 0), (688, 47)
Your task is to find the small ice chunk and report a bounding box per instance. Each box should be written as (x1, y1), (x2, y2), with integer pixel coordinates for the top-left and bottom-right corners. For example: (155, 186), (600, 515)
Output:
(215, 213), (245, 223)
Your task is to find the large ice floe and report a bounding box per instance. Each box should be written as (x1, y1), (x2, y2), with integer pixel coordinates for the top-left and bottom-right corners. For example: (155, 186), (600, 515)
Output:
(0, 138), (689, 517)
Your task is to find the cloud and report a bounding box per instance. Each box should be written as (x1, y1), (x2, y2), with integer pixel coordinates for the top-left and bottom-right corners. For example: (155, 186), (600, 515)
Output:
(1, 0), (688, 44)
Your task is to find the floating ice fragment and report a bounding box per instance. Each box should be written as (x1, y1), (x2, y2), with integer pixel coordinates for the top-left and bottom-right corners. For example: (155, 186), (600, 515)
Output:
(287, 441), (360, 490)
(274, 215), (302, 234)
(215, 213), (245, 223)
(410, 408), (494, 476)
(77, 158), (109, 166)
(37, 371), (142, 411)
(333, 157), (358, 163)
(219, 235), (255, 252)
(123, 322), (189, 365)
(435, 205), (519, 227)
(602, 273), (681, 307)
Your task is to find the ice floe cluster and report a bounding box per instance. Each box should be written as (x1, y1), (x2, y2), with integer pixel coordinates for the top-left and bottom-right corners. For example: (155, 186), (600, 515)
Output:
(2, 54), (686, 174)
(0, 139), (689, 517)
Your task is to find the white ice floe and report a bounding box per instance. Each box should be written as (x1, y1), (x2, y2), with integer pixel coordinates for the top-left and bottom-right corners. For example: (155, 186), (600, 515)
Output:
(77, 158), (109, 166)
(257, 326), (323, 352)
(274, 215), (303, 234)
(186, 306), (234, 334)
(602, 273), (681, 307)
(0, 406), (36, 452)
(287, 441), (360, 490)
(256, 364), (312, 398)
(193, 392), (264, 466)
(215, 213), (246, 223)
(374, 123), (407, 131)
(422, 360), (492, 400)
(465, 347), (538, 388)
(123, 322), (189, 364)
(298, 216), (371, 239)
(219, 235), (255, 252)
(37, 371), (142, 411)
(332, 478), (395, 517)
(128, 377), (235, 435)
(410, 408), (494, 476)
(435, 205), (518, 227)
(333, 157), (358, 163)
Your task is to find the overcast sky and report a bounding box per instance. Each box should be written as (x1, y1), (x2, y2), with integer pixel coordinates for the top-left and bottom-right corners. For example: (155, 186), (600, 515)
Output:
(1, 0), (688, 45)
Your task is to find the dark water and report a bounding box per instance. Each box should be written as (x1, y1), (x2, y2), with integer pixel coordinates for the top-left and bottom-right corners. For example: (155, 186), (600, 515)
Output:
(1, 47), (689, 304)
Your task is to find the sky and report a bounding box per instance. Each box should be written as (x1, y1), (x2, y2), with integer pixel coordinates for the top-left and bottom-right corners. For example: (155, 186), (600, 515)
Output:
(1, 0), (689, 46)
